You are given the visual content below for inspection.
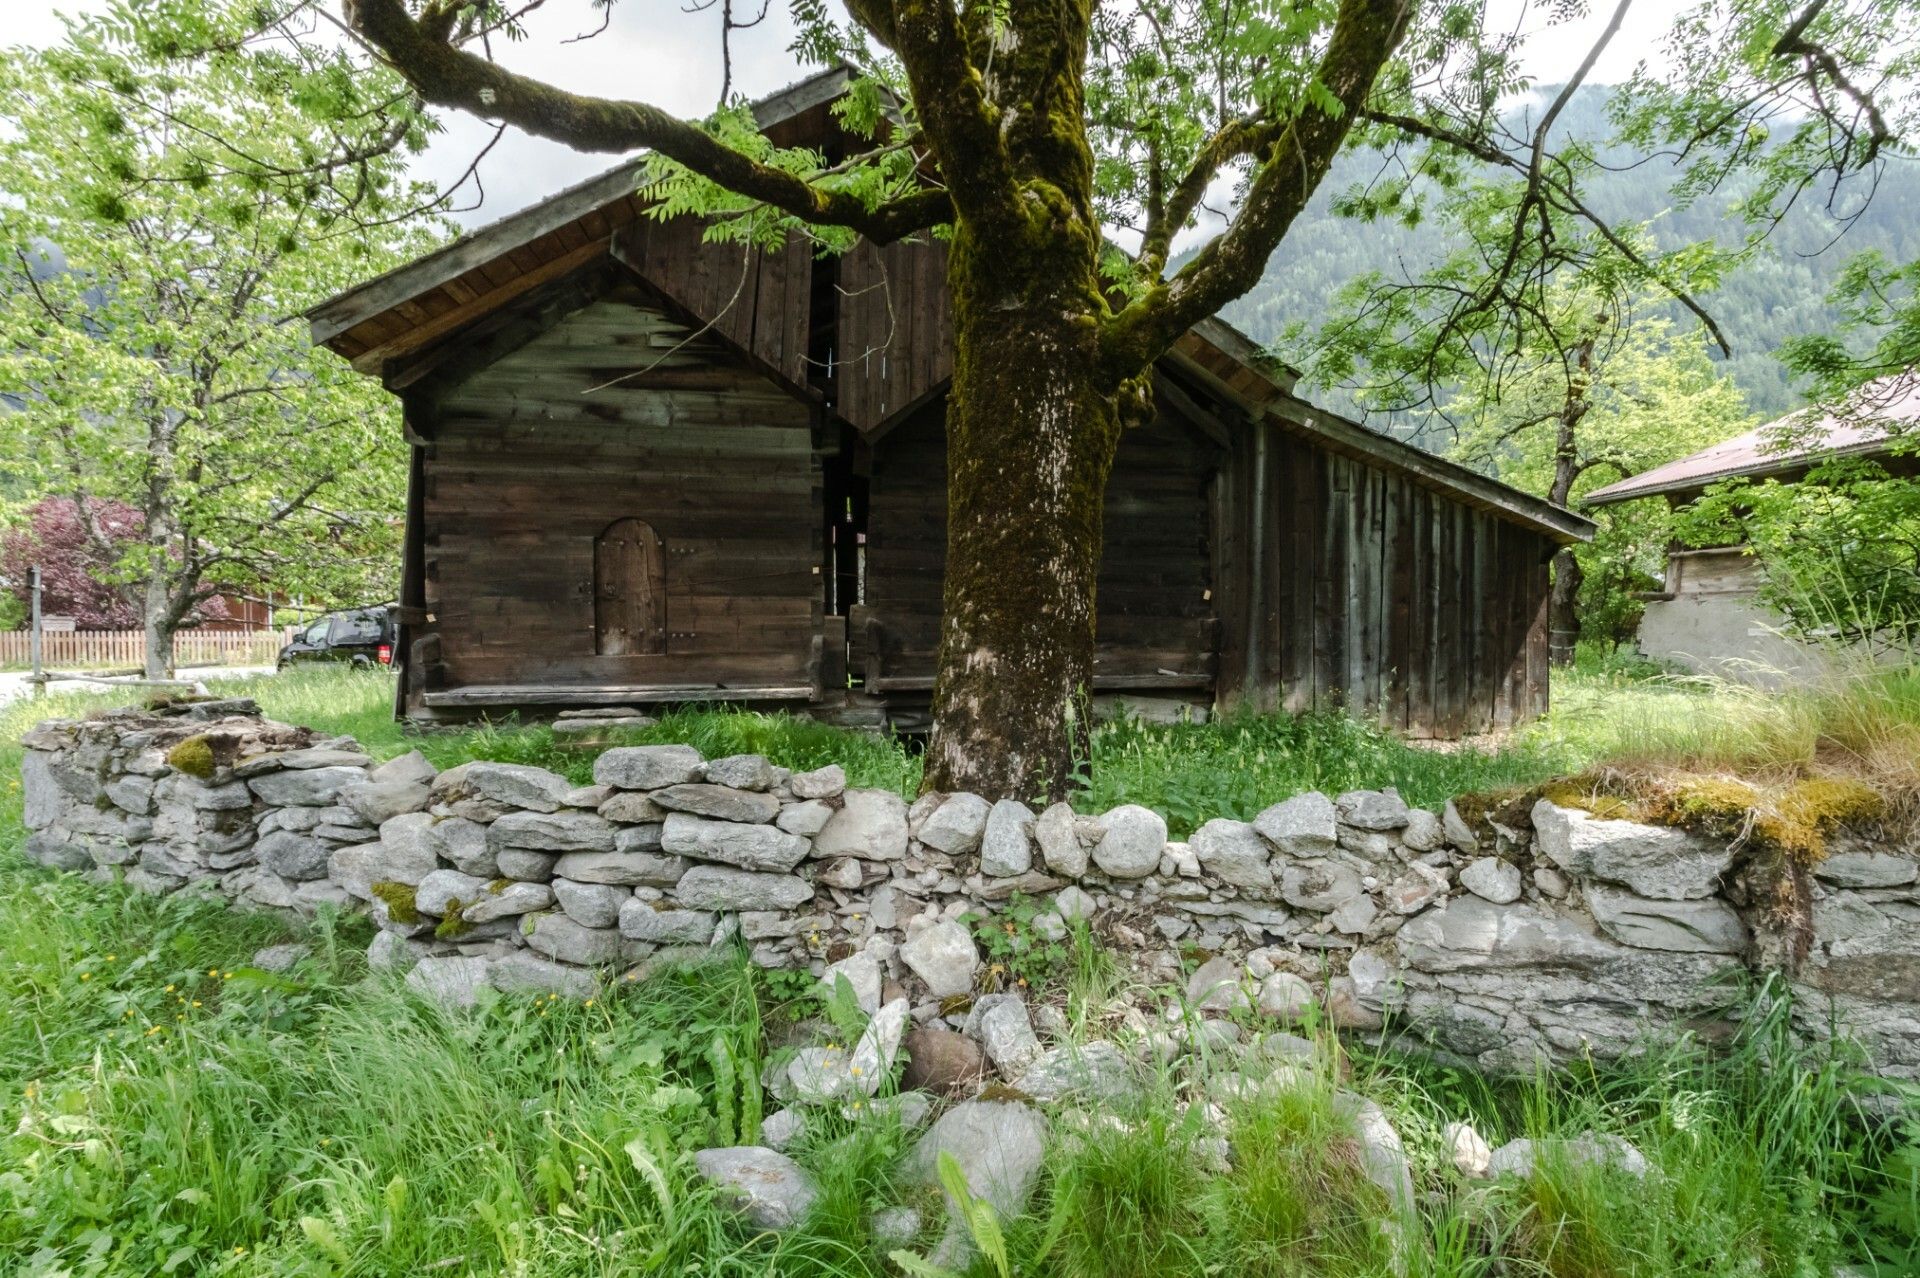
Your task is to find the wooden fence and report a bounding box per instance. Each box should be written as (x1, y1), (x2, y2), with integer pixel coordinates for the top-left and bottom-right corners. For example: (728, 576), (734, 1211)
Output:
(0, 628), (290, 672)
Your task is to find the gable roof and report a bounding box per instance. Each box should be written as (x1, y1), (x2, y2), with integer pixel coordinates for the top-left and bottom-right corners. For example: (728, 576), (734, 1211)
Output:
(304, 68), (1591, 546)
(1584, 375), (1919, 508)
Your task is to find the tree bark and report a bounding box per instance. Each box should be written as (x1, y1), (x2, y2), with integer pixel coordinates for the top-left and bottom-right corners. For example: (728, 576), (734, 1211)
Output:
(142, 564), (174, 680)
(921, 213), (1122, 802)
(1546, 337), (1596, 668)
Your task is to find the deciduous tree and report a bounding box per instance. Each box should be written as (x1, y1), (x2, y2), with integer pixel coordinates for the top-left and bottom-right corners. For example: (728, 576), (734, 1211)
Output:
(0, 1), (444, 677)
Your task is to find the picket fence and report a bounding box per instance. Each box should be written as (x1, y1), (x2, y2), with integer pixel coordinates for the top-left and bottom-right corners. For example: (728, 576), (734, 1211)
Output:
(0, 628), (289, 672)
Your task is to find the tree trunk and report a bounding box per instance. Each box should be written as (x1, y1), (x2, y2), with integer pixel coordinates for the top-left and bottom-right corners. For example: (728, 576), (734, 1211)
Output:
(142, 567), (174, 680)
(1549, 546), (1583, 668)
(922, 228), (1120, 802)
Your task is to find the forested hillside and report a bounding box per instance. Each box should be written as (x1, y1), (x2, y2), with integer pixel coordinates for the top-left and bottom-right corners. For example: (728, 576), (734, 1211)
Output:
(1195, 85), (1920, 422)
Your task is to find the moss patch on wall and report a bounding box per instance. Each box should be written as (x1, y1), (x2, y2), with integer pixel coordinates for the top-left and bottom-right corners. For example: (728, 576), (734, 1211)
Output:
(369, 880), (419, 926)
(165, 735), (218, 779)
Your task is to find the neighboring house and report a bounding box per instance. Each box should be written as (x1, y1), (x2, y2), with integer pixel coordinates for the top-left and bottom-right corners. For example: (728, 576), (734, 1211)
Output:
(1584, 379), (1918, 680)
(303, 67), (1592, 735)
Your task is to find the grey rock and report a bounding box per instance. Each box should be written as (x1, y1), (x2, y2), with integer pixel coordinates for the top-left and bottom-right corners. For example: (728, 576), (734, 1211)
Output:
(980, 800), (1036, 878)
(1401, 808), (1446, 852)
(906, 1101), (1048, 1224)
(920, 793), (993, 856)
(463, 881), (555, 923)
(451, 762), (573, 813)
(105, 773), (156, 816)
(1460, 857), (1523, 904)
(1533, 800), (1733, 900)
(339, 779), (430, 826)
(598, 791), (667, 823)
(786, 999), (909, 1104)
(776, 800), (835, 837)
(1034, 801), (1089, 878)
(248, 765), (367, 807)
(1053, 884), (1097, 922)
(370, 750), (437, 787)
(1442, 799), (1479, 852)
(821, 951), (884, 1014)
(1445, 1121), (1493, 1178)
(660, 813), (810, 871)
(594, 745), (704, 791)
(553, 877), (629, 928)
(813, 788), (910, 861)
(871, 1205), (922, 1248)
(1488, 1132), (1649, 1180)
(1014, 1041), (1140, 1104)
(1329, 894), (1379, 934)
(761, 1108), (805, 1151)
(367, 930), (420, 972)
(788, 764), (846, 800)
(1816, 849), (1918, 889)
(1586, 886), (1748, 954)
(1190, 818), (1275, 893)
(404, 956), (493, 1010)
(562, 783), (614, 809)
(1383, 862), (1449, 915)
(1279, 858), (1365, 913)
(618, 898), (716, 945)
(978, 998), (1043, 1077)
(415, 868), (495, 917)
(703, 754), (775, 791)
(553, 849), (689, 887)
(329, 835), (438, 901)
(524, 914), (627, 966)
(694, 1147), (817, 1230)
(1337, 789), (1411, 831)
(1257, 971), (1315, 1021)
(256, 830), (330, 881)
(1334, 1093), (1416, 1220)
(816, 856), (866, 890)
(652, 782), (780, 824)
(614, 823), (665, 854)
(1254, 792), (1339, 856)
(250, 942), (310, 973)
(901, 919), (978, 997)
(495, 849), (559, 881)
(433, 816), (497, 877)
(270, 746), (373, 771)
(488, 809), (616, 854)
(1092, 804), (1166, 879)
(674, 865), (814, 911)
(488, 952), (598, 999)
(1187, 955), (1251, 1012)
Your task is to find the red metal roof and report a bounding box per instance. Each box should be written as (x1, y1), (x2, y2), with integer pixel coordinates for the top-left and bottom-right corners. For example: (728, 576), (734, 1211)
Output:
(1583, 375), (1919, 506)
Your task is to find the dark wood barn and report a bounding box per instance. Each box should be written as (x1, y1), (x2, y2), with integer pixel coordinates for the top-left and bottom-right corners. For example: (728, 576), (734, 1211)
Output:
(306, 68), (1592, 738)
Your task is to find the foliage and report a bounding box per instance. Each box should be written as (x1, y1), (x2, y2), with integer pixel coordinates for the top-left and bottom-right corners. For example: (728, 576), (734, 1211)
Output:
(0, 1), (444, 671)
(1681, 455), (1920, 649)
(1447, 312), (1756, 646)
(0, 497), (233, 630)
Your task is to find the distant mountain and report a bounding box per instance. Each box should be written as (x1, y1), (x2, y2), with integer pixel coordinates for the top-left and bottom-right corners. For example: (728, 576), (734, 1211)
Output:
(1181, 85), (1920, 423)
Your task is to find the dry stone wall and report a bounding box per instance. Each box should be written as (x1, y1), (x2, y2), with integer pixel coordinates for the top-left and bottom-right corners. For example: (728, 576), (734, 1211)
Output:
(18, 702), (1919, 1080)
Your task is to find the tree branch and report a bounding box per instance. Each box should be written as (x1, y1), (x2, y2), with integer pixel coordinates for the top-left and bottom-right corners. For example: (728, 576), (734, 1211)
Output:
(342, 0), (949, 242)
(1099, 0), (1413, 382)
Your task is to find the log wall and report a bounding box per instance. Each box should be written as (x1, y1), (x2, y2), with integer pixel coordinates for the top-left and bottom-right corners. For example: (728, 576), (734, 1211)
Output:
(858, 399), (1219, 693)
(1213, 421), (1552, 735)
(413, 282), (821, 704)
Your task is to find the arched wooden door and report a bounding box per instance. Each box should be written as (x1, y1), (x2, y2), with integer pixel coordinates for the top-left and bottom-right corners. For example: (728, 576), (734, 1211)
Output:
(595, 518), (665, 656)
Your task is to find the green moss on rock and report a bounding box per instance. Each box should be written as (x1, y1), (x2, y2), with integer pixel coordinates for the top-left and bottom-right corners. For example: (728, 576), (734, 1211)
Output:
(369, 880), (419, 925)
(166, 735), (218, 779)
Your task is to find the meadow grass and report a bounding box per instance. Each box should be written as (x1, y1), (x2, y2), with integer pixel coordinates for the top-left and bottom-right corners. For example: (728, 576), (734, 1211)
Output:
(1, 659), (1917, 1275)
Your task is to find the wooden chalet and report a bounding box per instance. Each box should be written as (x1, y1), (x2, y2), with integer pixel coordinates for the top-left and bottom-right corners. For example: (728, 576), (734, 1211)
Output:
(306, 67), (1593, 738)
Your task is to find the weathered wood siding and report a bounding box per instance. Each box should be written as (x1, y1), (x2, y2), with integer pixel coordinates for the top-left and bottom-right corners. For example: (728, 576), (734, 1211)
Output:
(835, 235), (954, 436)
(413, 281), (821, 702)
(859, 398), (1218, 691)
(1213, 422), (1551, 735)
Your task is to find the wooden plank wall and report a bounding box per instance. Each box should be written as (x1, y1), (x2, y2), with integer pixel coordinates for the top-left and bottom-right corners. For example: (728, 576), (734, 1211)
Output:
(861, 399), (1218, 689)
(835, 235), (955, 436)
(1214, 423), (1552, 734)
(419, 283), (822, 692)
(613, 219), (814, 394)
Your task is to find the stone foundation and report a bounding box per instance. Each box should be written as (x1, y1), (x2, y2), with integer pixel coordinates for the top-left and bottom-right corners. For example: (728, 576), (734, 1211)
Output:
(18, 702), (1918, 1080)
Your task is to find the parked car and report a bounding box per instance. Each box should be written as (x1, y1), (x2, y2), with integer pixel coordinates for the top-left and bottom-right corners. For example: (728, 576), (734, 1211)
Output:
(277, 606), (396, 670)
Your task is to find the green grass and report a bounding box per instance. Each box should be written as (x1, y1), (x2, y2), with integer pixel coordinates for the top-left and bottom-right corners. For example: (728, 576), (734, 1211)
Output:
(2, 662), (1918, 1275)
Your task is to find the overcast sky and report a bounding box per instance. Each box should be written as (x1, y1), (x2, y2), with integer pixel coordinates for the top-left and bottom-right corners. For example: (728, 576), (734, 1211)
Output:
(6, 0), (1676, 233)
